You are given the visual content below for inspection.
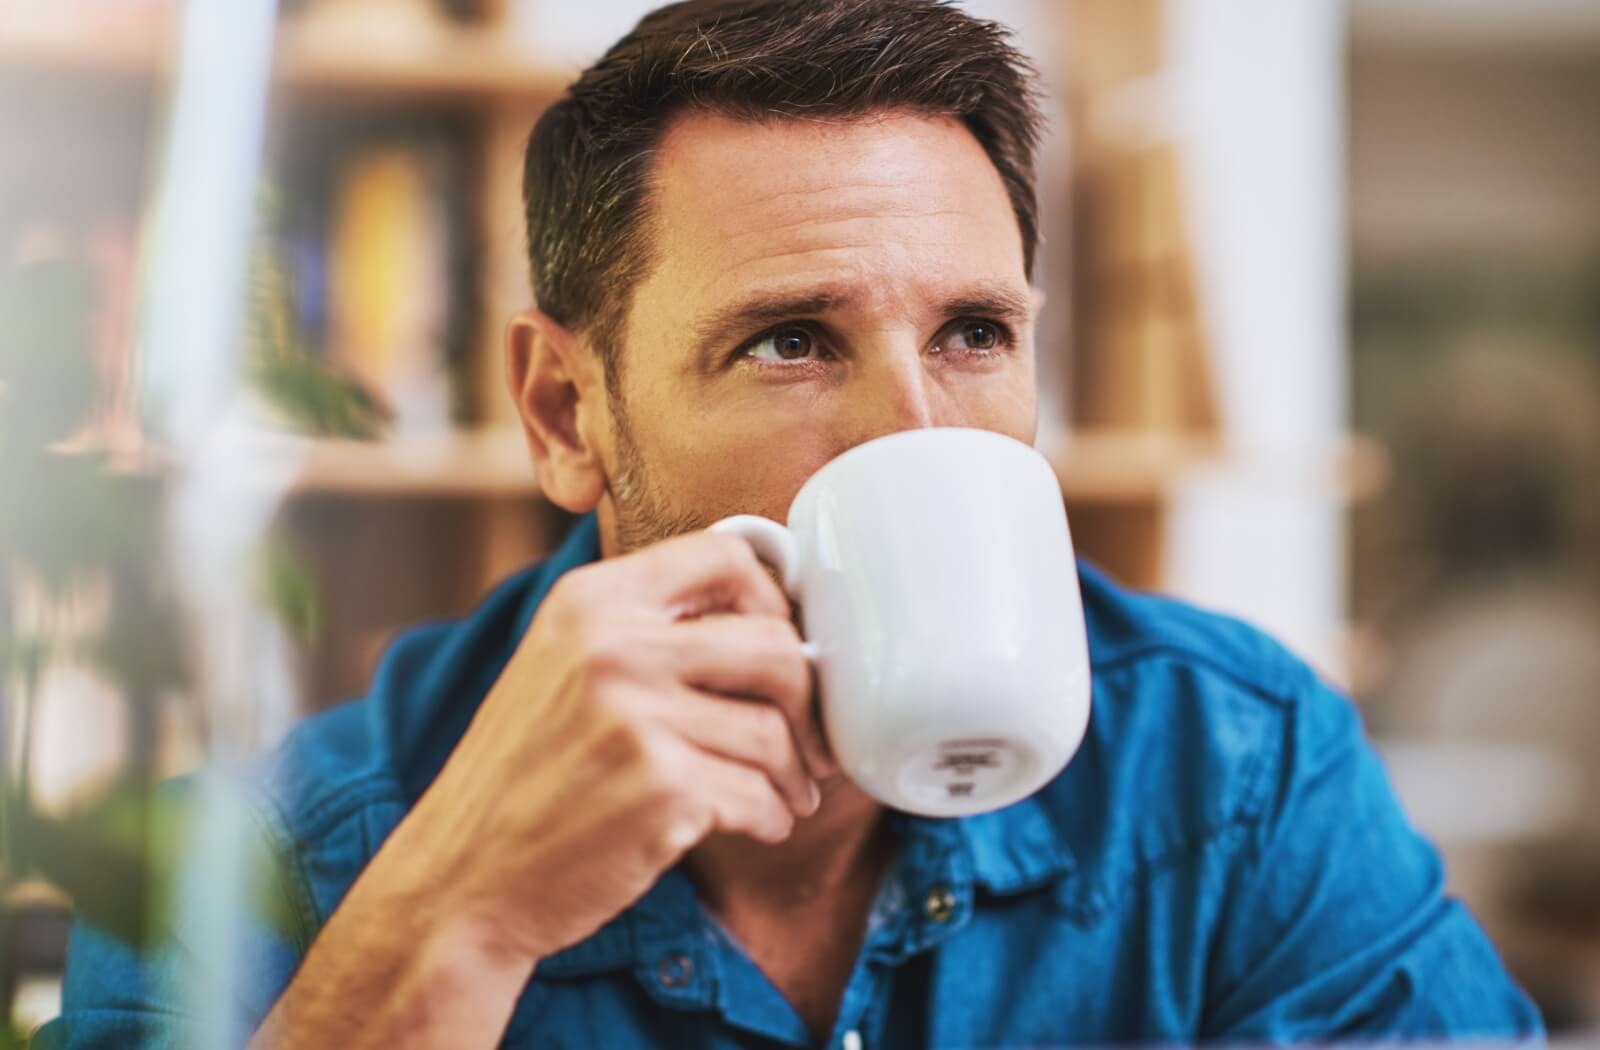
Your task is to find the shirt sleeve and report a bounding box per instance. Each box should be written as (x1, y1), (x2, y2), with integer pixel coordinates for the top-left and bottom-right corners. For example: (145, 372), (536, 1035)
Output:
(1199, 669), (1544, 1042)
(32, 781), (316, 1050)
(32, 923), (198, 1050)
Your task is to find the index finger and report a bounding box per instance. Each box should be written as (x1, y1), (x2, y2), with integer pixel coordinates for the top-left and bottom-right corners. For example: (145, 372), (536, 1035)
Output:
(602, 529), (791, 621)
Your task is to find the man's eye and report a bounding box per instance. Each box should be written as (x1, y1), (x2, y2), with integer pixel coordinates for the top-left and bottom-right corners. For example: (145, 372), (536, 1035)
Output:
(941, 320), (1007, 353)
(742, 326), (821, 362)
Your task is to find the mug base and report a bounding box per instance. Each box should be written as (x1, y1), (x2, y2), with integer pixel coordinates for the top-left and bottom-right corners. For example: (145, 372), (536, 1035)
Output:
(888, 735), (1044, 817)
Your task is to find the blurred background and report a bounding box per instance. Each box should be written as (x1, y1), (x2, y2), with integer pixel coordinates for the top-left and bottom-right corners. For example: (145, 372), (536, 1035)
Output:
(1, 0), (1596, 1040)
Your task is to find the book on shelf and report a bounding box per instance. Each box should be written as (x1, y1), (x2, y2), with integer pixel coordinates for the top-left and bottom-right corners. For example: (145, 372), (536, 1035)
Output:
(279, 0), (486, 37)
(275, 111), (481, 436)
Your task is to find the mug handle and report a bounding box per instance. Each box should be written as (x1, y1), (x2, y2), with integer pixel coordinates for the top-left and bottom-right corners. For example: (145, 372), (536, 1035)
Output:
(708, 515), (818, 661)
(708, 514), (803, 599)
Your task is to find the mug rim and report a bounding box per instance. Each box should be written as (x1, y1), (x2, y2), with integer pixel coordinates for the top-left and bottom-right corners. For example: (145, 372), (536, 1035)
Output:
(789, 426), (1042, 518)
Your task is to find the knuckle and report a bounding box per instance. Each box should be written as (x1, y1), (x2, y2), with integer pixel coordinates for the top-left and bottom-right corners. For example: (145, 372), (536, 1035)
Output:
(755, 706), (794, 765)
(576, 648), (621, 688)
(785, 657), (813, 706)
(669, 785), (711, 826)
(758, 614), (802, 647)
(714, 535), (769, 587)
(632, 729), (677, 781)
(637, 736), (697, 805)
(689, 531), (736, 570)
(546, 576), (614, 649)
(547, 568), (598, 615)
(592, 714), (651, 767)
(755, 620), (809, 700)
(575, 622), (634, 683)
(654, 802), (710, 861)
(777, 632), (810, 685)
(760, 806), (796, 843)
(710, 530), (757, 566)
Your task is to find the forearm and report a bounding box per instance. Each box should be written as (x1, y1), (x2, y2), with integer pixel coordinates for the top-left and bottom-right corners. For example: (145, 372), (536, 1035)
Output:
(249, 844), (536, 1049)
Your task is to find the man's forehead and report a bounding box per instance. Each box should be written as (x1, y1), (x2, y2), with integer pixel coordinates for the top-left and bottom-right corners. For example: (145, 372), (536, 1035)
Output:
(638, 109), (1028, 321)
(651, 109), (1009, 229)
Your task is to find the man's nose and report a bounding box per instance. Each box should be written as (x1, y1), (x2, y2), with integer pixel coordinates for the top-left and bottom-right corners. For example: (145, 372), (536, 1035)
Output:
(844, 342), (947, 446)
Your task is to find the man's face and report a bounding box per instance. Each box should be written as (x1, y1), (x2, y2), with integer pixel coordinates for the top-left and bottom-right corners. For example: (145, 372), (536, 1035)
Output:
(598, 110), (1038, 554)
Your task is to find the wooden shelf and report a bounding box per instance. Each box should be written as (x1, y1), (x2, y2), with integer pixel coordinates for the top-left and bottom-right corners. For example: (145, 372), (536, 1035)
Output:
(4, 879), (72, 912)
(1048, 429), (1223, 502)
(250, 427), (541, 497)
(108, 426), (1385, 504)
(274, 22), (569, 100)
(110, 426), (540, 497)
(0, 17), (570, 101)
(127, 426), (1202, 501)
(288, 427), (541, 496)
(1047, 430), (1390, 505)
(289, 427), (1217, 502)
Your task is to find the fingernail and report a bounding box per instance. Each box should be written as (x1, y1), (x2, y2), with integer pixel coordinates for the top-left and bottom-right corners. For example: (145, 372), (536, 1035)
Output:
(807, 780), (822, 815)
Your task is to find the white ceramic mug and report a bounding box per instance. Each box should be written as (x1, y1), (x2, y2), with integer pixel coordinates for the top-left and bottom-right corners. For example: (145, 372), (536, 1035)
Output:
(710, 427), (1091, 817)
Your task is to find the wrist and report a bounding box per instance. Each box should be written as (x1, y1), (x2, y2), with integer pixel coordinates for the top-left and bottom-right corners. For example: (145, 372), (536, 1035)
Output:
(373, 807), (545, 982)
(254, 847), (537, 1049)
(410, 911), (541, 1005)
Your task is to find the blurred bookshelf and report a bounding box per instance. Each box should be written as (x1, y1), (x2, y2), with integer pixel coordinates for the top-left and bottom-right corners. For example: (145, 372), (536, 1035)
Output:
(0, 0), (1389, 711)
(0, 0), (566, 722)
(105, 424), (1384, 504)
(2, 2), (1395, 1033)
(0, 15), (569, 100)
(113, 427), (540, 495)
(275, 23), (568, 99)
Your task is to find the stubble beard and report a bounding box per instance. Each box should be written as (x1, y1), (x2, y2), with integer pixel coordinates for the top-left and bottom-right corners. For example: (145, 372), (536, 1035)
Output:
(608, 394), (715, 555)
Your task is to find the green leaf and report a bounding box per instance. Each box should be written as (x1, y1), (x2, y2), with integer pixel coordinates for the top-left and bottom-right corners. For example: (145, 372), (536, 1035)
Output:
(242, 184), (392, 441)
(253, 537), (324, 644)
(245, 349), (392, 441)
(4, 779), (301, 952)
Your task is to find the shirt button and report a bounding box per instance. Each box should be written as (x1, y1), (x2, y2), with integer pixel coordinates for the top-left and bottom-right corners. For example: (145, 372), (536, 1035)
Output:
(843, 1030), (864, 1050)
(656, 953), (694, 989)
(924, 885), (957, 923)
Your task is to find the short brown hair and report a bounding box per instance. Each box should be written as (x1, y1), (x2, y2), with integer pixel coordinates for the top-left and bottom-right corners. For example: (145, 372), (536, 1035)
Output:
(522, 0), (1045, 384)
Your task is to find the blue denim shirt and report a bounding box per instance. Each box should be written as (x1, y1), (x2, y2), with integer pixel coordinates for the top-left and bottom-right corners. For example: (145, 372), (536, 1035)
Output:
(44, 514), (1541, 1048)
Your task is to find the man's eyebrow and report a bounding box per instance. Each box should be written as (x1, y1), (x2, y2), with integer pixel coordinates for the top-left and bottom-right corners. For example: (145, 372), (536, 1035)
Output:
(939, 286), (1035, 328)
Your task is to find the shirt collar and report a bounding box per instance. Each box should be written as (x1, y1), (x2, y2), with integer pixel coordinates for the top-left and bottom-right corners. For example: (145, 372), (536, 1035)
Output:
(532, 805), (1076, 980)
(952, 794), (1077, 893)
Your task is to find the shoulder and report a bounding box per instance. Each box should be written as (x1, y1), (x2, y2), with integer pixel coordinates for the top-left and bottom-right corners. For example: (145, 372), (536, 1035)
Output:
(1035, 561), (1364, 910)
(1076, 559), (1309, 699)
(55, 531), (598, 1028)
(237, 556), (565, 918)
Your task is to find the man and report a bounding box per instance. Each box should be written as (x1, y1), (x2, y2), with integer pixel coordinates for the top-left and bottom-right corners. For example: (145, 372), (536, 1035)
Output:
(49, 1), (1541, 1047)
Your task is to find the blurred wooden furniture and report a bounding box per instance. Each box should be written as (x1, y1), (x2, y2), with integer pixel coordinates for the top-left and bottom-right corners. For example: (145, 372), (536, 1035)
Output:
(2, 1), (1379, 708)
(2, 4), (572, 707)
(1054, 0), (1223, 590)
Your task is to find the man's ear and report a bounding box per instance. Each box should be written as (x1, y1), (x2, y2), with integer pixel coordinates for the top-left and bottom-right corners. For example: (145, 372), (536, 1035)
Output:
(506, 309), (609, 513)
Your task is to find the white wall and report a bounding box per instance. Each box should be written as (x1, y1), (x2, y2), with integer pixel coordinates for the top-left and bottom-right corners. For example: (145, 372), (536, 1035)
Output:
(1350, 48), (1600, 265)
(1162, 0), (1349, 678)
